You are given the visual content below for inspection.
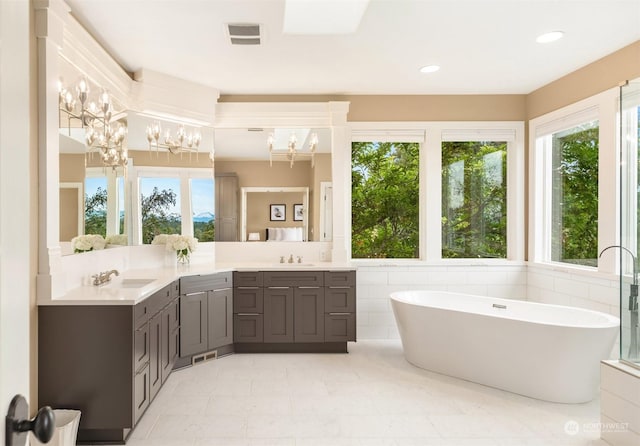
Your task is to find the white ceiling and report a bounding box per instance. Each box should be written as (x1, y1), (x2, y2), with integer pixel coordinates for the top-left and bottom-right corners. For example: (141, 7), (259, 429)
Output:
(66, 0), (640, 96)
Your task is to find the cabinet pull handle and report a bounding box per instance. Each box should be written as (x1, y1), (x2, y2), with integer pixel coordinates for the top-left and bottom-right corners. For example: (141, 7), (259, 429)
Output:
(329, 312), (351, 316)
(185, 291), (205, 296)
(237, 313), (260, 316)
(328, 286), (350, 289)
(298, 286), (320, 289)
(267, 286), (289, 289)
(237, 286), (259, 289)
(215, 287), (232, 292)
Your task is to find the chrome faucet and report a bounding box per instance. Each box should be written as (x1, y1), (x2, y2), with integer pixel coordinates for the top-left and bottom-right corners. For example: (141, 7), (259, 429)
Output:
(297, 256), (303, 264)
(288, 254), (294, 263)
(92, 269), (120, 286)
(599, 245), (638, 304)
(599, 245), (638, 359)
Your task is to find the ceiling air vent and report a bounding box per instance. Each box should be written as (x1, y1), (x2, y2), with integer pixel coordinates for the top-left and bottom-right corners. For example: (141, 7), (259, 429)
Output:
(227, 23), (261, 45)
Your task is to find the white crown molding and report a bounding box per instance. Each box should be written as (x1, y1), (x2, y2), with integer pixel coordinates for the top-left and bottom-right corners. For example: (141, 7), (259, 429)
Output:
(133, 69), (219, 125)
(215, 101), (349, 128)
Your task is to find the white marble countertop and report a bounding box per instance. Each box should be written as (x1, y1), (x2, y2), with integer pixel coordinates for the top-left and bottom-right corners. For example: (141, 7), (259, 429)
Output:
(39, 262), (356, 306)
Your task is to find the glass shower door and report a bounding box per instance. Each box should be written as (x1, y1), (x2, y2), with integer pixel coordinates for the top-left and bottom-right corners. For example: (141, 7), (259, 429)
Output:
(620, 81), (640, 368)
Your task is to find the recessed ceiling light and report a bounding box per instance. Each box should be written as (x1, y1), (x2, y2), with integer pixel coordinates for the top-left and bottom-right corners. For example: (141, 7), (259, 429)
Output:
(420, 65), (440, 74)
(536, 31), (564, 43)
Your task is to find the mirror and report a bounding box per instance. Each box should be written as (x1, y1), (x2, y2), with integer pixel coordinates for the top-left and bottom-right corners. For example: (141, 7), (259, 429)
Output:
(57, 96), (334, 248)
(214, 128), (332, 242)
(58, 56), (130, 254)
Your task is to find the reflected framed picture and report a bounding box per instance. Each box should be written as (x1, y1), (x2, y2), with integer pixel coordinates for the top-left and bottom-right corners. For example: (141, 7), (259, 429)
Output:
(294, 204), (304, 221)
(270, 204), (286, 221)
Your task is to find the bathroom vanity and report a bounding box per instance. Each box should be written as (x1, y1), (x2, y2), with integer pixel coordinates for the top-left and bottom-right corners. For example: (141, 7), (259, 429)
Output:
(37, 263), (356, 444)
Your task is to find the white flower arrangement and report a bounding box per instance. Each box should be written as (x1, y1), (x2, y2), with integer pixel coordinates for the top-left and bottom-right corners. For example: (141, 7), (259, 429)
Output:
(71, 234), (106, 253)
(151, 234), (198, 263)
(105, 234), (128, 246)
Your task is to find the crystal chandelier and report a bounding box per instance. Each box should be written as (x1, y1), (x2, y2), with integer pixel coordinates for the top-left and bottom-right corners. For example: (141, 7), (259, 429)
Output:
(268, 129), (318, 167)
(145, 121), (202, 154)
(58, 77), (128, 168)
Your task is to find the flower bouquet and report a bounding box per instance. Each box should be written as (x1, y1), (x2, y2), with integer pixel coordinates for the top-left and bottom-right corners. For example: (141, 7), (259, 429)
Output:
(105, 234), (128, 246)
(71, 234), (106, 253)
(152, 234), (198, 264)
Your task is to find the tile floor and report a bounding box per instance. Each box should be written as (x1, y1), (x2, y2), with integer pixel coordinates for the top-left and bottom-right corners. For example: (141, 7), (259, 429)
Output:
(123, 340), (608, 446)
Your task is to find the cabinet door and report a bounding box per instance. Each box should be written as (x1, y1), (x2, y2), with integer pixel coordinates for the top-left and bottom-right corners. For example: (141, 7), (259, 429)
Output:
(160, 300), (178, 382)
(264, 287), (294, 342)
(234, 287), (263, 313)
(294, 287), (325, 343)
(179, 292), (207, 357)
(325, 313), (356, 342)
(207, 288), (233, 349)
(133, 364), (150, 424)
(149, 312), (162, 400)
(234, 314), (263, 343)
(134, 321), (149, 373)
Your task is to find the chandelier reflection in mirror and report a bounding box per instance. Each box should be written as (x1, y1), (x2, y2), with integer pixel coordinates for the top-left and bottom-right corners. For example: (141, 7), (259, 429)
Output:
(268, 129), (318, 168)
(58, 77), (128, 168)
(146, 121), (202, 156)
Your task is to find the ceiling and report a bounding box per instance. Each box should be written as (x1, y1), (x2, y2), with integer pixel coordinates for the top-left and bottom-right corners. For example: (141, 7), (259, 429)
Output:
(65, 0), (640, 96)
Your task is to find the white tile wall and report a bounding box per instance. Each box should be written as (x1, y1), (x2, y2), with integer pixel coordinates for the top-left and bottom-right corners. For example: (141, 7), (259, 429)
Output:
(600, 361), (640, 446)
(356, 264), (527, 339)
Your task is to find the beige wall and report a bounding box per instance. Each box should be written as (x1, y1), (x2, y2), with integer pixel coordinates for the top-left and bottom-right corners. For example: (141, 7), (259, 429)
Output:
(526, 40), (640, 119)
(59, 153), (85, 182)
(220, 94), (528, 122)
(247, 192), (305, 240)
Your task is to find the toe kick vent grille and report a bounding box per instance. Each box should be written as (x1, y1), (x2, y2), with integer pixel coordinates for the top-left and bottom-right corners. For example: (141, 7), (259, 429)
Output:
(227, 23), (261, 45)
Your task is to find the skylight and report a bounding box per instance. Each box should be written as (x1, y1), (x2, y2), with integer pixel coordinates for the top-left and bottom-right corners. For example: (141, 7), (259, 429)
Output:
(283, 0), (370, 34)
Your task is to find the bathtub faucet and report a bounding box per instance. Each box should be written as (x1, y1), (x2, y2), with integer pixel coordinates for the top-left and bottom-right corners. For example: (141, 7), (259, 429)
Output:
(599, 245), (638, 310)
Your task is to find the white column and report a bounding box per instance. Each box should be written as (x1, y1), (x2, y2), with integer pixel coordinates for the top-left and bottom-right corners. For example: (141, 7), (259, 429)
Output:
(328, 102), (350, 262)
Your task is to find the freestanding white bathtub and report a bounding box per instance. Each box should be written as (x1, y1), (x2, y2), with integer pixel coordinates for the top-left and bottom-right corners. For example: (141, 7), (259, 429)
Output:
(390, 290), (620, 403)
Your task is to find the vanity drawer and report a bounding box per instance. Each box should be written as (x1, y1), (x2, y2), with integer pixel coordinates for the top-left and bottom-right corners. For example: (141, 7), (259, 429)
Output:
(324, 271), (356, 287)
(263, 271), (324, 288)
(134, 301), (150, 329)
(180, 272), (232, 294)
(234, 271), (263, 287)
(234, 287), (264, 313)
(325, 287), (356, 313)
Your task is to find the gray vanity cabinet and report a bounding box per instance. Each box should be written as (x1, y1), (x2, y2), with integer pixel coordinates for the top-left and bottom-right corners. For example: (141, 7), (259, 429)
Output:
(233, 272), (265, 343)
(264, 286), (294, 342)
(38, 280), (180, 444)
(294, 287), (325, 342)
(233, 270), (355, 351)
(179, 272), (234, 362)
(208, 287), (233, 348)
(324, 271), (357, 342)
(179, 291), (208, 356)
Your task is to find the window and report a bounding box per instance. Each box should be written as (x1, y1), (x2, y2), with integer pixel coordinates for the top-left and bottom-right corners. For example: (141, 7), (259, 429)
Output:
(131, 167), (213, 245)
(84, 167), (126, 238)
(530, 92), (615, 269)
(442, 141), (507, 258)
(139, 177), (181, 244)
(191, 178), (215, 242)
(84, 176), (107, 236)
(550, 121), (599, 266)
(351, 141), (419, 258)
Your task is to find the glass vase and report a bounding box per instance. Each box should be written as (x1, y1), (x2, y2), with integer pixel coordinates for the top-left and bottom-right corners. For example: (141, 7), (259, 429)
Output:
(177, 249), (190, 264)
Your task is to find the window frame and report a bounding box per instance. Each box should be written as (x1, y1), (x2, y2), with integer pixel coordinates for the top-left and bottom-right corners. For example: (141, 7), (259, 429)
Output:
(348, 121), (525, 264)
(529, 88), (619, 274)
(130, 165), (214, 245)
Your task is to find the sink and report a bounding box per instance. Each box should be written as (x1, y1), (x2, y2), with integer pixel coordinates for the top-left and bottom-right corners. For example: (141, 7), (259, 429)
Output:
(272, 263), (315, 267)
(108, 278), (156, 288)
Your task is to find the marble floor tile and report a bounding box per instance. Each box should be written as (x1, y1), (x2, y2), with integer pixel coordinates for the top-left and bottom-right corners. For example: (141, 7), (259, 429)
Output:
(124, 340), (604, 446)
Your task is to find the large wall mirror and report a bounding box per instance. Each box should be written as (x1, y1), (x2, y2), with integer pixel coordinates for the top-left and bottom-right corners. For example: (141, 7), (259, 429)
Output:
(214, 127), (333, 243)
(58, 109), (334, 251)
